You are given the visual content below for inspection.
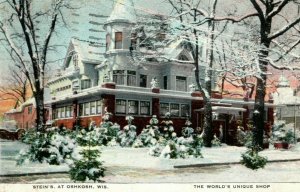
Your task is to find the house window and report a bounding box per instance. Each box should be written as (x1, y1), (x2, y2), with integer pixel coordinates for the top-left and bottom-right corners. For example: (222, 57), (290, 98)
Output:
(54, 109), (59, 119)
(28, 106), (32, 114)
(127, 70), (136, 86)
(163, 76), (168, 89)
(79, 103), (84, 116)
(140, 101), (150, 115)
(181, 104), (190, 117)
(61, 107), (65, 118)
(176, 76), (187, 91)
(140, 74), (147, 87)
(84, 103), (90, 116)
(106, 34), (111, 51)
(72, 54), (78, 67)
(96, 100), (102, 114)
(81, 79), (91, 90)
(66, 106), (72, 118)
(116, 99), (126, 114)
(115, 32), (122, 49)
(72, 80), (79, 91)
(113, 70), (125, 85)
(156, 33), (166, 41)
(128, 100), (139, 115)
(160, 103), (169, 116)
(170, 103), (180, 117)
(90, 101), (96, 115)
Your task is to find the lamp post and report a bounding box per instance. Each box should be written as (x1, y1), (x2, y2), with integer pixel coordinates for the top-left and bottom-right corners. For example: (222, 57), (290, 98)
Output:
(294, 97), (297, 143)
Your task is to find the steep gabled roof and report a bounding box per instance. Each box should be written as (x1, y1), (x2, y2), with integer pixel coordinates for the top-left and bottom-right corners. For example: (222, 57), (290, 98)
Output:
(106, 0), (137, 24)
(64, 38), (105, 68)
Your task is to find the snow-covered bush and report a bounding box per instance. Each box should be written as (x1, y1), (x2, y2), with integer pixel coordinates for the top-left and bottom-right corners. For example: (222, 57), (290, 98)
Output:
(98, 111), (121, 146)
(160, 141), (185, 159)
(17, 127), (76, 165)
(69, 147), (105, 182)
(133, 115), (160, 147)
(212, 134), (222, 147)
(159, 135), (203, 159)
(76, 122), (104, 146)
(149, 120), (203, 159)
(20, 128), (38, 144)
(116, 116), (137, 147)
(272, 121), (297, 144)
(241, 146), (267, 170)
(69, 122), (105, 182)
(160, 112), (176, 140)
(181, 120), (194, 138)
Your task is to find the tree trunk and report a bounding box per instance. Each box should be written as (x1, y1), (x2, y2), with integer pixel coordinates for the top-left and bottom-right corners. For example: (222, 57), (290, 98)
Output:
(252, 35), (271, 148)
(34, 88), (45, 132)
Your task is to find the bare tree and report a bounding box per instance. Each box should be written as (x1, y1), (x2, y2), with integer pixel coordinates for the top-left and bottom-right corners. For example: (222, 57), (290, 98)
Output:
(0, 0), (74, 131)
(0, 66), (28, 108)
(244, 0), (300, 148)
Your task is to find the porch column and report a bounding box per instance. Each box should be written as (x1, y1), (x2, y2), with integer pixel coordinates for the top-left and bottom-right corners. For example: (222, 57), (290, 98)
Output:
(101, 94), (116, 120)
(152, 98), (160, 117)
(72, 100), (78, 128)
(191, 91), (203, 132)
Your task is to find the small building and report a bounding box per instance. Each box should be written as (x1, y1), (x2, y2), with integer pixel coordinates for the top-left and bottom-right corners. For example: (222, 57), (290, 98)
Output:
(273, 75), (300, 127)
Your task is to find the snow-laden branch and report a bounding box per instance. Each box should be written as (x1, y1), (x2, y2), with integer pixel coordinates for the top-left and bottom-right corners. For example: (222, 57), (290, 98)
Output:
(269, 16), (300, 40)
(0, 23), (31, 75)
(267, 57), (300, 71)
(272, 39), (300, 62)
(267, 0), (290, 19)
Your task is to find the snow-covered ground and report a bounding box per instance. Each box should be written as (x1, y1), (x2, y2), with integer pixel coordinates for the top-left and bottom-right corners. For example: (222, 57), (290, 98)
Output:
(1, 141), (300, 183)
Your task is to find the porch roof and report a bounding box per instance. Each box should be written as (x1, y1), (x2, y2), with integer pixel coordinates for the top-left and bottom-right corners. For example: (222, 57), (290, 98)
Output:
(195, 106), (246, 114)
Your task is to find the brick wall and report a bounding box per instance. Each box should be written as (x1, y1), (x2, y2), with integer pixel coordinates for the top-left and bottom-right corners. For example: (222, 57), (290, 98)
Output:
(5, 104), (36, 129)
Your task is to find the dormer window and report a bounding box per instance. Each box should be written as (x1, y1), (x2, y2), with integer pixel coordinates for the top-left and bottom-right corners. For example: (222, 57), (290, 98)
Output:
(72, 53), (78, 68)
(115, 32), (122, 49)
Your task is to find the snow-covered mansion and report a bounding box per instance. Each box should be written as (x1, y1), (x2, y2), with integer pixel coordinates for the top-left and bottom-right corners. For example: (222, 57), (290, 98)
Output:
(7, 0), (276, 145)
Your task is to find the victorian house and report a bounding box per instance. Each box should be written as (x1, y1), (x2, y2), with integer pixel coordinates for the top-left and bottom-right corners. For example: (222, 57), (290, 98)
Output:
(7, 0), (276, 145)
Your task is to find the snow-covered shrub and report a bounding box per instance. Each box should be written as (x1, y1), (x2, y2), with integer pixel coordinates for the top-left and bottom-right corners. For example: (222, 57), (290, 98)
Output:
(272, 121), (297, 144)
(69, 147), (105, 182)
(20, 128), (38, 144)
(181, 120), (194, 138)
(160, 141), (184, 159)
(160, 113), (176, 140)
(241, 146), (267, 170)
(148, 144), (164, 157)
(148, 119), (204, 159)
(69, 122), (105, 182)
(133, 115), (160, 147)
(212, 134), (222, 147)
(76, 122), (103, 146)
(116, 116), (137, 147)
(17, 127), (76, 165)
(99, 111), (120, 145)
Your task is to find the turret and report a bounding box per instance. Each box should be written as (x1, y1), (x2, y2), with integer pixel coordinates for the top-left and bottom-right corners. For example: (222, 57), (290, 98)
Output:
(104, 0), (137, 52)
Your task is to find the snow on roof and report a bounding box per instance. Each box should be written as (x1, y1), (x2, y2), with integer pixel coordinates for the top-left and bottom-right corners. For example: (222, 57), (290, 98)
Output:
(160, 38), (195, 62)
(195, 106), (246, 114)
(5, 88), (51, 114)
(71, 38), (105, 63)
(106, 0), (137, 24)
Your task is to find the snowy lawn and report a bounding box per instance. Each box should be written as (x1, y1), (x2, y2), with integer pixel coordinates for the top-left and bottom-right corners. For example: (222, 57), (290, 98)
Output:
(1, 141), (300, 183)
